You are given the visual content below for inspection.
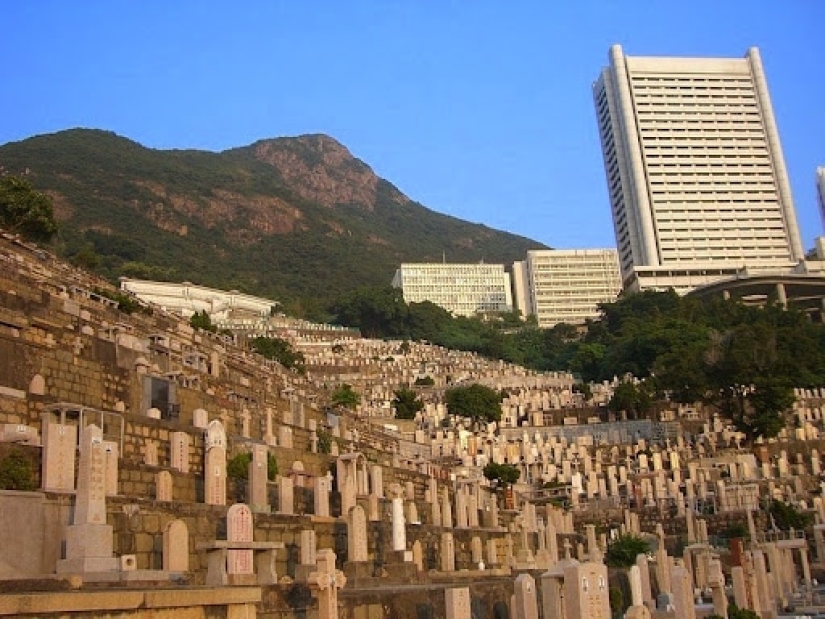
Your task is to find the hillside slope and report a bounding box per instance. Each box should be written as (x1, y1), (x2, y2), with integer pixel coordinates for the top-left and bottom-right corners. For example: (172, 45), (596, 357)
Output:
(0, 129), (548, 311)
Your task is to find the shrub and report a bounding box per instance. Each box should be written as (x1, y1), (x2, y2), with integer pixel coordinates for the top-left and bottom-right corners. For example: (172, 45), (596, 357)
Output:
(0, 449), (36, 491)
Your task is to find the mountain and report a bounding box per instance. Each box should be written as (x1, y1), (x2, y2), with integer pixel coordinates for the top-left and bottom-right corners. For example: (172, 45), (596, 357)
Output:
(0, 129), (548, 313)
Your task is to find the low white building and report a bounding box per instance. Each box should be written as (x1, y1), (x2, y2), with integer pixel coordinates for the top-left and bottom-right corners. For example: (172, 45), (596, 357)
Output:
(119, 278), (277, 321)
(391, 263), (513, 317)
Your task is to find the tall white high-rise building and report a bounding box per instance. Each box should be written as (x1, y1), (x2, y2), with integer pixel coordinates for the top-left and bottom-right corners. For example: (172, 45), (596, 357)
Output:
(817, 167), (825, 233)
(391, 263), (513, 317)
(512, 249), (621, 328)
(593, 45), (804, 293)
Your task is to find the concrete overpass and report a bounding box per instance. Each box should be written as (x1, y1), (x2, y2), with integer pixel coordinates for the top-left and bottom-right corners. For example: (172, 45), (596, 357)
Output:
(687, 273), (825, 322)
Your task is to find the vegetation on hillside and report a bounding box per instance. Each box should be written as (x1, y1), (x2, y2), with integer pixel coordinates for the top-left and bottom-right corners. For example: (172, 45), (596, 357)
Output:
(0, 129), (546, 315)
(331, 287), (825, 442)
(0, 175), (58, 242)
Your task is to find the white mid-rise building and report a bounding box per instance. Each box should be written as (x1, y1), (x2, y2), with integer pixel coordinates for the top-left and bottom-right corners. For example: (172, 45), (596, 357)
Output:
(391, 263), (513, 317)
(512, 249), (622, 328)
(593, 45), (804, 294)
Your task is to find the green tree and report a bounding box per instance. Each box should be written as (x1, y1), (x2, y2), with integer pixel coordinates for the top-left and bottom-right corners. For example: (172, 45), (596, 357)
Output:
(331, 383), (359, 410)
(0, 175), (58, 243)
(250, 336), (306, 373)
(608, 381), (652, 419)
(189, 310), (217, 333)
(331, 286), (409, 338)
(767, 499), (812, 531)
(604, 533), (650, 568)
(445, 383), (503, 427)
(391, 387), (424, 420)
(0, 448), (36, 491)
(482, 462), (521, 488)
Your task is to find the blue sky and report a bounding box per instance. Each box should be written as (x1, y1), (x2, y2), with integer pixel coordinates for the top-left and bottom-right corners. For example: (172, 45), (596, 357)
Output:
(2, 1), (823, 250)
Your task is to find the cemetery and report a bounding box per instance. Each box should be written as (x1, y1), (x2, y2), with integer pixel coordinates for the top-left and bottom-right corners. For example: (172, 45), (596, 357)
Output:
(1, 230), (825, 619)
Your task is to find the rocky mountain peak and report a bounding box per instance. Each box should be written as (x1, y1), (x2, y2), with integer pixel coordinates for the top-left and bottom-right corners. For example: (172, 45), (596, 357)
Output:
(246, 134), (404, 210)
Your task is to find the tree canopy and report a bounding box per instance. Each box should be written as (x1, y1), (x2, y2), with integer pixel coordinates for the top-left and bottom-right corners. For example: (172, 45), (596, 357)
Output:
(0, 175), (58, 243)
(330, 383), (360, 410)
(482, 462), (521, 488)
(445, 383), (503, 427)
(249, 336), (306, 373)
(604, 533), (650, 567)
(391, 387), (424, 420)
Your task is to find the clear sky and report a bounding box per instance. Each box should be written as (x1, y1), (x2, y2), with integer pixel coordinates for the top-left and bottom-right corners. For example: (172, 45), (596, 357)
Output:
(2, 1), (823, 251)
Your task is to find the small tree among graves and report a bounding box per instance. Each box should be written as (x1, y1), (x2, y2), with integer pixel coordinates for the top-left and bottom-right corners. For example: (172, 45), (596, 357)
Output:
(604, 533), (650, 567)
(331, 384), (360, 410)
(392, 387), (423, 420)
(482, 462), (520, 489)
(0, 448), (36, 491)
(445, 383), (502, 428)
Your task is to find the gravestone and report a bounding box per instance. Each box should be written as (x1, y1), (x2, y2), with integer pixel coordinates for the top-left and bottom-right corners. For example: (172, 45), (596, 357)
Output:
(301, 529), (317, 566)
(204, 421), (227, 506)
(156, 470), (173, 501)
(308, 549), (346, 619)
(315, 473), (332, 517)
(204, 445), (227, 506)
(347, 505), (368, 563)
(57, 424), (119, 575)
(441, 532), (455, 572)
(278, 475), (295, 515)
(163, 519), (189, 572)
(563, 561), (611, 619)
(41, 421), (77, 493)
(170, 431), (190, 474)
(248, 444), (269, 513)
(389, 483), (406, 552)
(445, 587), (471, 619)
(193, 408), (208, 429)
(227, 503), (254, 575)
(144, 440), (158, 467)
(513, 573), (539, 619)
(104, 441), (119, 496)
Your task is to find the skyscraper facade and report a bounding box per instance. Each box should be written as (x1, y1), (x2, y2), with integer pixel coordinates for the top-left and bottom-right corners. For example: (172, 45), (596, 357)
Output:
(817, 167), (825, 233)
(593, 45), (804, 293)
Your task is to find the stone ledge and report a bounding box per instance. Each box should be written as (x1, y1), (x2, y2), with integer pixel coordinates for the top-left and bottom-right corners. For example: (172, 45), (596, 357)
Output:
(0, 586), (261, 615)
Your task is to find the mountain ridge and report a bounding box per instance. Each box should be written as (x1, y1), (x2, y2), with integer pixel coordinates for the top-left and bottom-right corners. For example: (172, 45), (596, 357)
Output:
(0, 128), (549, 316)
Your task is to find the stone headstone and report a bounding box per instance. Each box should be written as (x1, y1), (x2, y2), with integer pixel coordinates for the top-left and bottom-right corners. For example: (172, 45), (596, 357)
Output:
(347, 505), (368, 563)
(227, 503), (254, 575)
(514, 573), (539, 619)
(170, 431), (190, 474)
(445, 587), (471, 619)
(204, 445), (227, 506)
(441, 532), (455, 572)
(192, 408), (209, 429)
(75, 425), (107, 525)
(156, 470), (173, 501)
(103, 441), (119, 496)
(41, 421), (77, 493)
(315, 473), (332, 518)
(308, 549), (346, 619)
(389, 483), (406, 552)
(163, 519), (189, 572)
(278, 475), (294, 515)
(248, 444), (269, 513)
(300, 529), (317, 566)
(56, 424), (118, 575)
(144, 440), (158, 467)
